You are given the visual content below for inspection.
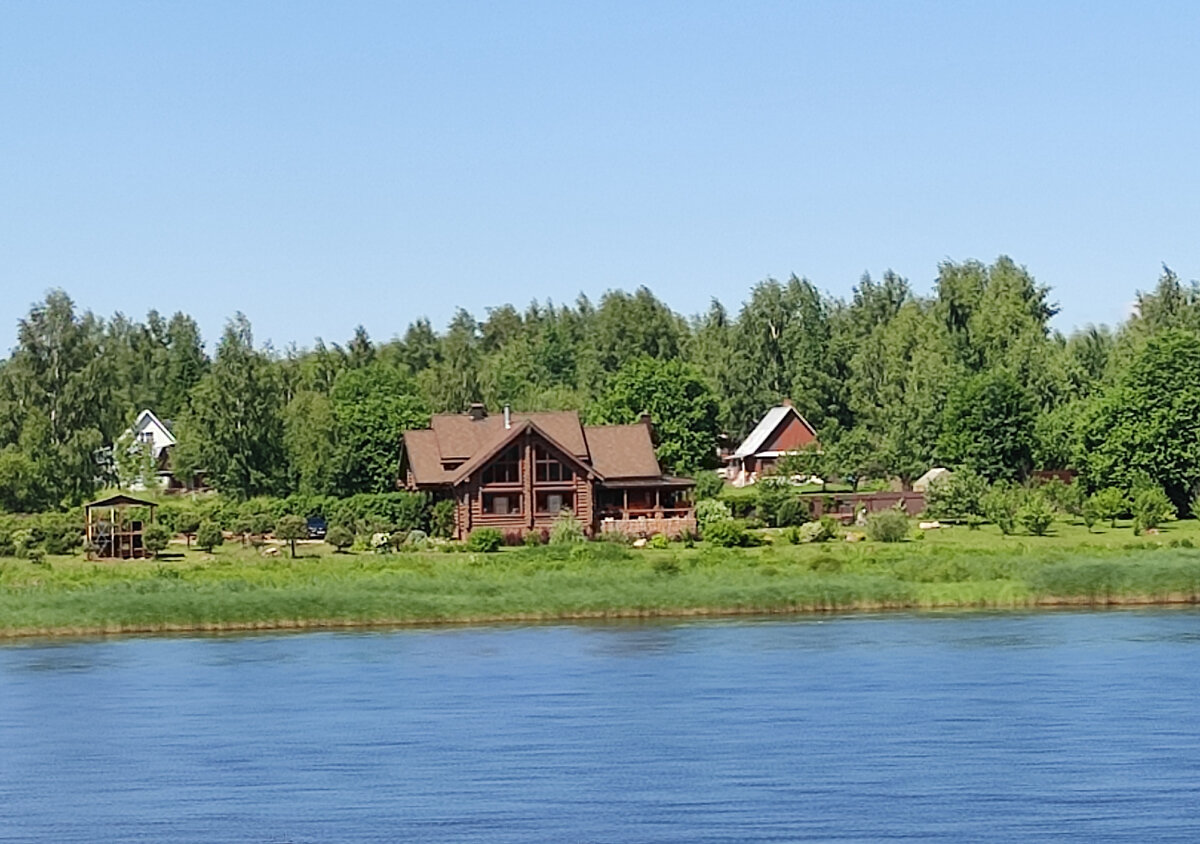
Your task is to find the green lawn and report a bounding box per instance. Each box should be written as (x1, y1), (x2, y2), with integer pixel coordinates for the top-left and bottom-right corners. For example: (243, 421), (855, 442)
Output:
(1, 519), (1199, 637)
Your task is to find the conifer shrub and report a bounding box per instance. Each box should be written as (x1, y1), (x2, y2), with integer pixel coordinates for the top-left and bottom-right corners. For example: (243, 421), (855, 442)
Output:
(430, 499), (456, 539)
(692, 471), (725, 500)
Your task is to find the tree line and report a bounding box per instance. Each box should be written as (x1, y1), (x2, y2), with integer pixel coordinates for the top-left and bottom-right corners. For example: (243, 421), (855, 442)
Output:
(2, 255), (1199, 513)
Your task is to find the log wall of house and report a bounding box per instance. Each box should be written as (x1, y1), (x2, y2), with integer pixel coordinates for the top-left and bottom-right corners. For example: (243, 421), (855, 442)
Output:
(454, 430), (594, 539)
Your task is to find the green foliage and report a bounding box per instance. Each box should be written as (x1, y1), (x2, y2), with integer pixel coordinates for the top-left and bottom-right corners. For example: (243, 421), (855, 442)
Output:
(467, 527), (503, 553)
(549, 510), (587, 545)
(754, 479), (790, 527)
(864, 510), (909, 542)
(647, 533), (670, 550)
(195, 522), (224, 552)
(774, 496), (810, 528)
(1077, 330), (1200, 511)
(695, 498), (732, 530)
(589, 356), (720, 474)
(703, 519), (754, 547)
(326, 492), (430, 536)
(982, 484), (1022, 535)
(430, 499), (456, 539)
(923, 469), (987, 521)
(1132, 486), (1174, 531)
(325, 525), (355, 553)
(330, 364), (429, 494)
(275, 514), (308, 558)
(786, 517), (839, 544)
(1018, 492), (1054, 536)
(142, 523), (171, 556)
(692, 472), (725, 501)
(1088, 488), (1127, 528)
(938, 370), (1036, 482)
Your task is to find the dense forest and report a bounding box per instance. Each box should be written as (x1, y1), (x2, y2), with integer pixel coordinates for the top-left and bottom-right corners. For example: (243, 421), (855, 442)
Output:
(2, 255), (1199, 514)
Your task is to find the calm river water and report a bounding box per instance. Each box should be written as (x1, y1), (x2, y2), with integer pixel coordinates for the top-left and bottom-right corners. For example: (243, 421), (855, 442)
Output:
(3, 610), (1200, 842)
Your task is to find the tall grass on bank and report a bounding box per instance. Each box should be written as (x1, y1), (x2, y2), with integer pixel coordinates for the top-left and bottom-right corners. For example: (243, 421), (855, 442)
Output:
(2, 537), (1200, 636)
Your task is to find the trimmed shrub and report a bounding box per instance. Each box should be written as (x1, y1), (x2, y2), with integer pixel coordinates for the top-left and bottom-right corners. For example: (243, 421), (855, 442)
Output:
(404, 529), (430, 550)
(864, 510), (909, 543)
(647, 533), (670, 550)
(142, 524), (171, 557)
(275, 514), (308, 557)
(467, 527), (503, 553)
(755, 480), (789, 527)
(196, 522), (224, 552)
(326, 525), (355, 553)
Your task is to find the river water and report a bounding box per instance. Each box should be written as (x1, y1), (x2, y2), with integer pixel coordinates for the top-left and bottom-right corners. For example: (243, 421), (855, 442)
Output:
(2, 610), (1200, 842)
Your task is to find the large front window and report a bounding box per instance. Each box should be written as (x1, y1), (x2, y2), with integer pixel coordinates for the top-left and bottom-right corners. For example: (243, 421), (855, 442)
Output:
(536, 491), (574, 515)
(481, 445), (521, 485)
(483, 493), (523, 515)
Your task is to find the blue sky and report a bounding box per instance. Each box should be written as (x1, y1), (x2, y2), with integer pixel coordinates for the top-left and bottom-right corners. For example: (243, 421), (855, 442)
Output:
(2, 1), (1198, 353)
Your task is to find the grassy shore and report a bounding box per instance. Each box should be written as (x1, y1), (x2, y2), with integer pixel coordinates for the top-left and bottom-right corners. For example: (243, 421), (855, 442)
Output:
(3, 520), (1200, 637)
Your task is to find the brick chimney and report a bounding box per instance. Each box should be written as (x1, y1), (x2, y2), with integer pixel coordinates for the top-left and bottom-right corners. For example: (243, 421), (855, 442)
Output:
(781, 398), (793, 408)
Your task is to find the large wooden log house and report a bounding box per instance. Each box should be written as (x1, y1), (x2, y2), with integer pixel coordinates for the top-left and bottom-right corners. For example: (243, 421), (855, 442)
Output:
(400, 405), (696, 540)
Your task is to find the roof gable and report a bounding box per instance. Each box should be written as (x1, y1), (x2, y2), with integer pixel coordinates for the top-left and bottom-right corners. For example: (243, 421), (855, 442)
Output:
(449, 419), (594, 486)
(131, 409), (177, 447)
(733, 405), (818, 458)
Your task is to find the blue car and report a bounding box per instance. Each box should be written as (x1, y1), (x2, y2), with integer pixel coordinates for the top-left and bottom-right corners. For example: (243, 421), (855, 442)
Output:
(306, 516), (327, 540)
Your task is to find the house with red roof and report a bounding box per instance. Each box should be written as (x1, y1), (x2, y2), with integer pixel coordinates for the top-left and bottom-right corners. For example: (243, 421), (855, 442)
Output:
(723, 400), (819, 487)
(400, 404), (696, 540)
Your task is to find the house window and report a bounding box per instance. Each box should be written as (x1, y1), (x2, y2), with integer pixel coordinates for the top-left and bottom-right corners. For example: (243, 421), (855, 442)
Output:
(483, 493), (523, 515)
(536, 491), (574, 514)
(481, 445), (521, 485)
(534, 447), (572, 483)
(137, 431), (154, 444)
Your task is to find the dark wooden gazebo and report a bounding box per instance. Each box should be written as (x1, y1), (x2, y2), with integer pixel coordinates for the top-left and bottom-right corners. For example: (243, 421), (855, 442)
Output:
(85, 493), (158, 560)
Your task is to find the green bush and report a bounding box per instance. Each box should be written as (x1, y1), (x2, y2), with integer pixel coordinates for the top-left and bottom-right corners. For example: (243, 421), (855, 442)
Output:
(774, 497), (810, 528)
(696, 498), (731, 529)
(704, 519), (753, 548)
(467, 527), (503, 553)
(982, 484), (1021, 535)
(1089, 487), (1127, 528)
(328, 492), (430, 536)
(325, 525), (355, 553)
(430, 499), (456, 539)
(864, 510), (909, 542)
(693, 472), (725, 500)
(404, 529), (430, 550)
(755, 479), (790, 527)
(647, 533), (670, 550)
(522, 529), (543, 547)
(1134, 486), (1174, 530)
(142, 523), (172, 556)
(925, 470), (987, 521)
(275, 514), (308, 557)
(196, 522), (224, 553)
(1018, 492), (1055, 536)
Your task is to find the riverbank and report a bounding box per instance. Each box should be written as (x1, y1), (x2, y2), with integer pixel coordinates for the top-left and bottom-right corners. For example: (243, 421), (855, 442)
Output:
(3, 522), (1200, 638)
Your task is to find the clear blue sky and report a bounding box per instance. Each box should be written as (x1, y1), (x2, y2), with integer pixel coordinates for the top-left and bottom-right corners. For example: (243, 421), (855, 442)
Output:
(3, 1), (1198, 353)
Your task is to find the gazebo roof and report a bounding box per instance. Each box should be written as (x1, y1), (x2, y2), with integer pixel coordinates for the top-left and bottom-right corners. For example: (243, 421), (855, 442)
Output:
(85, 493), (158, 510)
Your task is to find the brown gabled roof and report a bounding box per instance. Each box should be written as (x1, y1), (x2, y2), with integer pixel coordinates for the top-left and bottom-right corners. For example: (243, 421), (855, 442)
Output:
(430, 410), (588, 460)
(86, 493), (158, 509)
(403, 408), (679, 488)
(583, 424), (663, 479)
(403, 429), (450, 485)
